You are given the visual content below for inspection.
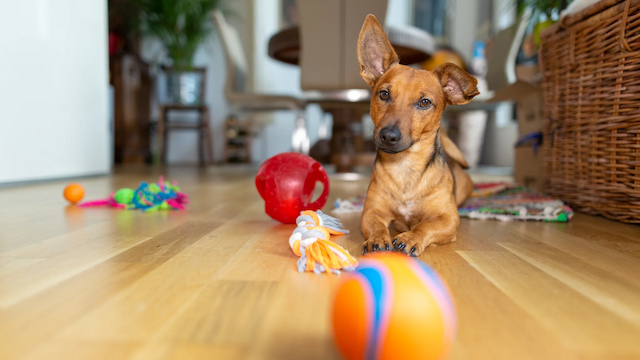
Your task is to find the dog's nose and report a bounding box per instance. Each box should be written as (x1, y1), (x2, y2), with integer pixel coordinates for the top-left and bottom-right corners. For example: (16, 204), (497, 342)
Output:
(379, 126), (401, 147)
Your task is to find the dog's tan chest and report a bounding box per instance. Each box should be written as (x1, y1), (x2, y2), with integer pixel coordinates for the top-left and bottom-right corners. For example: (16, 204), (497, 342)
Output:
(396, 201), (417, 222)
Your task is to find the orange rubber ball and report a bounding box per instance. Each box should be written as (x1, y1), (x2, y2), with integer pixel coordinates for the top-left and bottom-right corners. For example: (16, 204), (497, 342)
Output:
(332, 253), (457, 360)
(63, 183), (85, 204)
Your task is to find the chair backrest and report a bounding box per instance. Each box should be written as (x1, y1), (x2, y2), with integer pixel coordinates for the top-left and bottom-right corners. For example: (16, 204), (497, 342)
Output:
(212, 10), (249, 96)
(297, 0), (388, 91)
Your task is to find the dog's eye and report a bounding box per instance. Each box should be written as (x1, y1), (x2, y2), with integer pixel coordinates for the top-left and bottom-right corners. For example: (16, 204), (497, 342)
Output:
(379, 90), (390, 101)
(418, 98), (432, 109)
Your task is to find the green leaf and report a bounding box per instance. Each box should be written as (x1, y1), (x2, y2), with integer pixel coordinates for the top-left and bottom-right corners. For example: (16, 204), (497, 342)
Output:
(133, 0), (225, 70)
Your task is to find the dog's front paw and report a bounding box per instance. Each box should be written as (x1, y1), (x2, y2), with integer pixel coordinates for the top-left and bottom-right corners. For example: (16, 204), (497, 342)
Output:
(393, 231), (428, 257)
(362, 234), (393, 255)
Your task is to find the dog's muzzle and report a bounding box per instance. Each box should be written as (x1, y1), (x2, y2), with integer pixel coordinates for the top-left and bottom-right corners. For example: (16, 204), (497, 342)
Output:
(375, 125), (411, 154)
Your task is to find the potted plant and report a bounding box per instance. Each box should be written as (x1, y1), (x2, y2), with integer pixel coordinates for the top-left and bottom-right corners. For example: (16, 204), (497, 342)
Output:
(517, 0), (574, 45)
(135, 0), (224, 104)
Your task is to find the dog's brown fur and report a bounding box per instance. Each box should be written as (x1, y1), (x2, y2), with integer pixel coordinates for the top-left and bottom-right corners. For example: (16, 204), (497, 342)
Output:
(359, 15), (479, 257)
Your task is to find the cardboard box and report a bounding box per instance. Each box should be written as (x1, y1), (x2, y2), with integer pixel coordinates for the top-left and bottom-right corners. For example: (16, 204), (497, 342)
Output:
(515, 85), (544, 136)
(489, 66), (544, 137)
(514, 145), (544, 191)
(515, 64), (541, 82)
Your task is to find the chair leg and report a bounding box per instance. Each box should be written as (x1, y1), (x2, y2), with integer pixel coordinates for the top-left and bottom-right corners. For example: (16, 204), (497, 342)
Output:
(157, 107), (166, 164)
(197, 111), (205, 167)
(203, 108), (215, 165)
(291, 110), (309, 155)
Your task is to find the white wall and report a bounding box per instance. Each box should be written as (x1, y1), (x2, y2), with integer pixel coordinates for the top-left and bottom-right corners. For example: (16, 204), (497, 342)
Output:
(0, 0), (110, 183)
(449, 0), (482, 60)
(386, 0), (412, 27)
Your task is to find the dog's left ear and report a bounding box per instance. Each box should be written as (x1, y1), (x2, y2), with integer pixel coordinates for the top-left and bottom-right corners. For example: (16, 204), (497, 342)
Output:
(433, 63), (480, 105)
(357, 14), (399, 87)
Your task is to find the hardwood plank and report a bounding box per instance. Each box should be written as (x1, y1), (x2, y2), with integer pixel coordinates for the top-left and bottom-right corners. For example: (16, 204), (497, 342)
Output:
(161, 281), (277, 344)
(555, 215), (640, 258)
(0, 233), (151, 308)
(458, 250), (640, 357)
(499, 240), (640, 326)
(0, 257), (44, 276)
(0, 262), (157, 360)
(211, 224), (296, 282)
(20, 340), (138, 360)
(571, 213), (640, 244)
(57, 210), (264, 342)
(166, 344), (246, 360)
(453, 218), (515, 251)
(2, 166), (640, 359)
(108, 221), (219, 264)
(507, 221), (640, 287)
(421, 248), (577, 360)
(247, 271), (342, 360)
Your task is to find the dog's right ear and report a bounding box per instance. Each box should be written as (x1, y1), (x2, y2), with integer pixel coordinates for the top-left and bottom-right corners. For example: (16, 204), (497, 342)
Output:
(433, 63), (480, 105)
(357, 14), (399, 87)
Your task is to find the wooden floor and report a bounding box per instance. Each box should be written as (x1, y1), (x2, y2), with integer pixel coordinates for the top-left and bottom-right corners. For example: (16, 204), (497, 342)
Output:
(1, 166), (640, 360)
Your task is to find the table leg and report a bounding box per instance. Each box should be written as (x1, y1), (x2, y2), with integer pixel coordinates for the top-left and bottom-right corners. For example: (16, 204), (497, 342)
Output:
(323, 106), (372, 172)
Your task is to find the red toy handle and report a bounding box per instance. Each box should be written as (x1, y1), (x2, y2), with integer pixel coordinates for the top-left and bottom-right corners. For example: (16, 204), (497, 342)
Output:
(305, 163), (330, 211)
(255, 174), (266, 199)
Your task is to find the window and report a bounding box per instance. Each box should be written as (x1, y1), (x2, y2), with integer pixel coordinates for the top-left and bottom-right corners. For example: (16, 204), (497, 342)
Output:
(413, 0), (448, 37)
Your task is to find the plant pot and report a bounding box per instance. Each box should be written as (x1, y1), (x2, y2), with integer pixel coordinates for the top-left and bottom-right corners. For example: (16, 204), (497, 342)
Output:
(166, 71), (204, 105)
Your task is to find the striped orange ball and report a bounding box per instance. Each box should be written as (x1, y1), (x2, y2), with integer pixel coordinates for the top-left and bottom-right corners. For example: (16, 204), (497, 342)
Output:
(331, 253), (457, 360)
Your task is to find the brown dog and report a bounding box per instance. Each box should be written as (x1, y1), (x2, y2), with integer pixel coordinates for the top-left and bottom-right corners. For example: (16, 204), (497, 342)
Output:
(359, 15), (479, 257)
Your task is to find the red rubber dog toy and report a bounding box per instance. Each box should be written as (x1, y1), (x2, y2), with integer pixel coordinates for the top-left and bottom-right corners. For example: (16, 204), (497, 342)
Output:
(256, 153), (330, 224)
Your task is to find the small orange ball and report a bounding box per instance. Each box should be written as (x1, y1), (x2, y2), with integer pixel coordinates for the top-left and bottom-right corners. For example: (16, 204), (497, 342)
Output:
(63, 183), (85, 204)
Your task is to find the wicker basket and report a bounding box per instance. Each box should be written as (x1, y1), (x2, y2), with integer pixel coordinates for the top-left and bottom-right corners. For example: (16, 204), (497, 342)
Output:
(540, 0), (640, 223)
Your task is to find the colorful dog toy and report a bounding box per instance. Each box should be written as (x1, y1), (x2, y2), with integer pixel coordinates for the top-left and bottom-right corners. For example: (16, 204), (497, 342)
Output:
(289, 210), (357, 274)
(256, 152), (330, 224)
(80, 176), (188, 212)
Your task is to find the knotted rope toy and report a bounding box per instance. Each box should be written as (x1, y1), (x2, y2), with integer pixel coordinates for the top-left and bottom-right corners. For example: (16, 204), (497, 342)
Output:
(288, 210), (357, 274)
(80, 176), (188, 212)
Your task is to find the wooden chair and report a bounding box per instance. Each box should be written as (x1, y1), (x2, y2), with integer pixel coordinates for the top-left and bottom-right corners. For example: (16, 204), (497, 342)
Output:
(157, 67), (214, 166)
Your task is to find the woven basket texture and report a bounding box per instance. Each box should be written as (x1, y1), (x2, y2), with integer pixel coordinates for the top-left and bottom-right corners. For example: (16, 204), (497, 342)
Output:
(540, 0), (640, 223)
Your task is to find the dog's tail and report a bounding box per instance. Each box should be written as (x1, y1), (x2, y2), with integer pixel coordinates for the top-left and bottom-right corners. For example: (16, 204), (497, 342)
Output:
(440, 129), (474, 206)
(440, 130), (469, 169)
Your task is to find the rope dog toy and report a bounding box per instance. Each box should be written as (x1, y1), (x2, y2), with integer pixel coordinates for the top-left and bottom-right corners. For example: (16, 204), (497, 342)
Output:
(288, 210), (357, 274)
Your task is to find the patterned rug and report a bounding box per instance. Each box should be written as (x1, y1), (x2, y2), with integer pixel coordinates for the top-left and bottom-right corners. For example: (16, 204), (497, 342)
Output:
(332, 183), (573, 222)
(459, 183), (574, 222)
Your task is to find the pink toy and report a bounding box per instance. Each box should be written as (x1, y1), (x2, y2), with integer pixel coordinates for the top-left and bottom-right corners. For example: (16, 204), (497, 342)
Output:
(255, 152), (330, 224)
